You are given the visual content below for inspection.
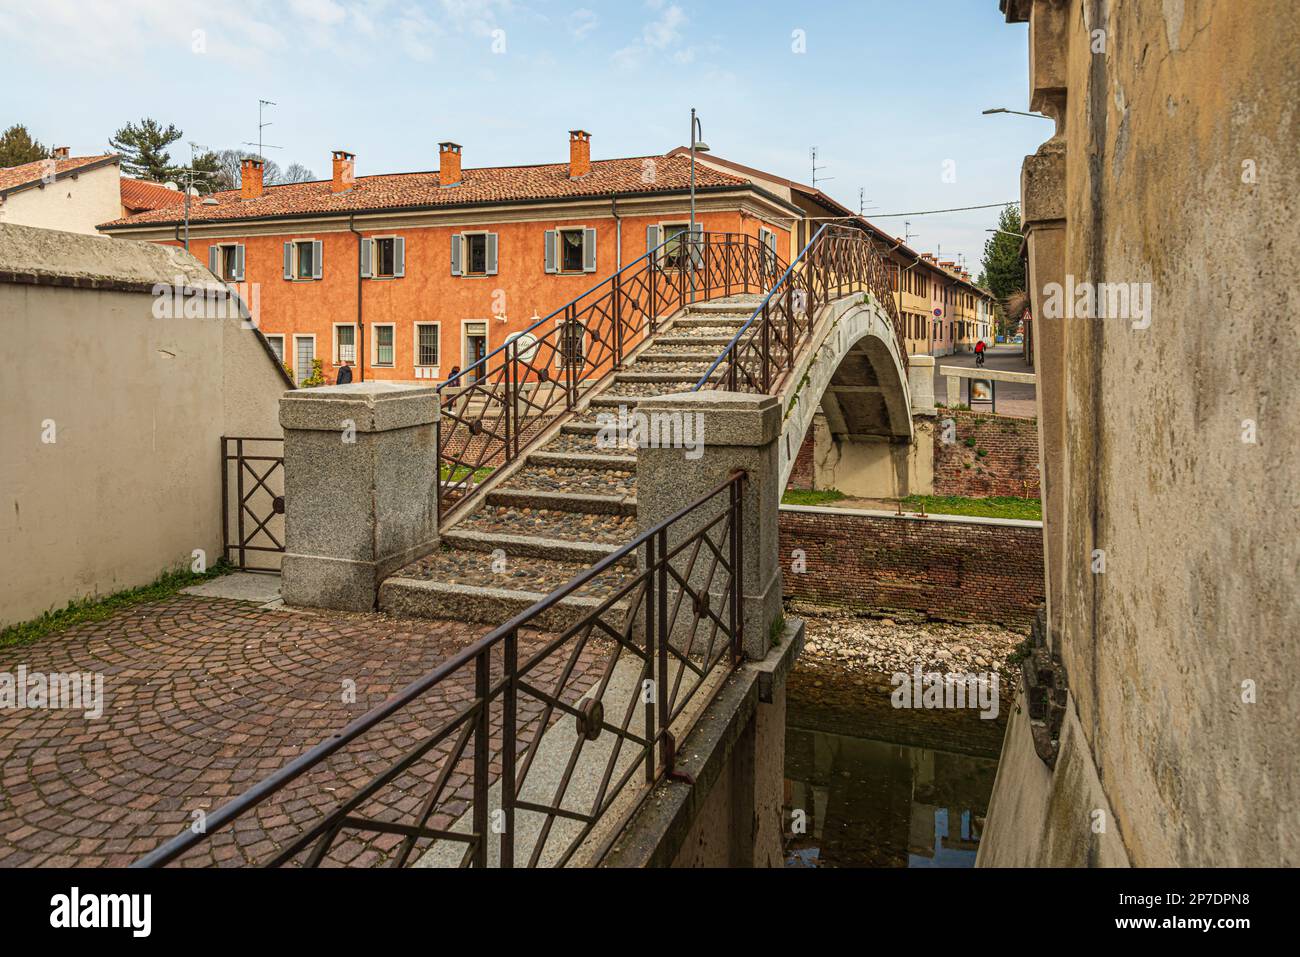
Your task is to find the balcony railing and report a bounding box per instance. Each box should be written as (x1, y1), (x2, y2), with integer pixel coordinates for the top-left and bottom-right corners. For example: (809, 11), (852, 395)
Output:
(693, 223), (908, 394)
(436, 231), (783, 523)
(135, 472), (746, 868)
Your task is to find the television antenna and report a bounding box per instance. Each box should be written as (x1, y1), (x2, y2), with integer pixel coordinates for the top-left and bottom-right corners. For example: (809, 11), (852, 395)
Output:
(810, 146), (832, 188)
(242, 99), (282, 162)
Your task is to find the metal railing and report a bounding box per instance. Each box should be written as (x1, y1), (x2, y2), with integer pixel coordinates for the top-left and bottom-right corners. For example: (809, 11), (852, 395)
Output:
(693, 224), (908, 394)
(437, 231), (783, 522)
(135, 472), (746, 868)
(221, 436), (285, 572)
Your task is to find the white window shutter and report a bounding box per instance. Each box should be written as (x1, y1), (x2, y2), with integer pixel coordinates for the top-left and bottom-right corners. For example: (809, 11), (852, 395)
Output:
(450, 234), (463, 276)
(646, 225), (660, 262)
(283, 242), (293, 279)
(234, 244), (246, 281)
(583, 228), (597, 272)
(394, 236), (406, 277)
(208, 245), (219, 275)
(312, 240), (323, 279)
(360, 238), (372, 278)
(486, 233), (498, 276)
(544, 229), (557, 273)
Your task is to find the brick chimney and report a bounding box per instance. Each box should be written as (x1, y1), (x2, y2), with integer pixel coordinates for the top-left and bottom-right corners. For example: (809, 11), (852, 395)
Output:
(331, 150), (355, 193)
(52, 146), (70, 159)
(438, 142), (462, 187)
(241, 157), (265, 200)
(568, 130), (591, 179)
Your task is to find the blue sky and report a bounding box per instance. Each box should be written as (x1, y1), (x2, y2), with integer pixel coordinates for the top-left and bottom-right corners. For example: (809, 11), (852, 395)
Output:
(1, 0), (1041, 270)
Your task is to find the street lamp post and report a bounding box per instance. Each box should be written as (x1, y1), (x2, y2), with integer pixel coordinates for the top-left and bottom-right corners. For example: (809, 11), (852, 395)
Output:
(688, 108), (710, 302)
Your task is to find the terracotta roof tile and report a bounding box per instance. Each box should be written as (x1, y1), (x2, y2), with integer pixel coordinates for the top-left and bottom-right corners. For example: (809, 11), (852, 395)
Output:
(0, 154), (118, 195)
(99, 154), (749, 229)
(120, 178), (187, 212)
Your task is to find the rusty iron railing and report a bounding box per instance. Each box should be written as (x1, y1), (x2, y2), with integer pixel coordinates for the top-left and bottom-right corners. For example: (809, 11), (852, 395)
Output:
(693, 224), (907, 394)
(437, 231), (783, 523)
(135, 472), (746, 868)
(221, 436), (285, 572)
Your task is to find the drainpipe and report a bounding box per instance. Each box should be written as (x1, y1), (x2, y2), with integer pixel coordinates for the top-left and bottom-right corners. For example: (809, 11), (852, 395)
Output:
(611, 197), (622, 270)
(348, 213), (365, 381)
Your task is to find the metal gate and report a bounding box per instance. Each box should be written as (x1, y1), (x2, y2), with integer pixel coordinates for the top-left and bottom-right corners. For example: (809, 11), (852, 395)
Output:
(221, 436), (285, 572)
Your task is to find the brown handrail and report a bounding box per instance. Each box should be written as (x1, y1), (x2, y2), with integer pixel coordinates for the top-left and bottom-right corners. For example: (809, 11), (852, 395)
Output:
(436, 231), (783, 523)
(694, 223), (908, 394)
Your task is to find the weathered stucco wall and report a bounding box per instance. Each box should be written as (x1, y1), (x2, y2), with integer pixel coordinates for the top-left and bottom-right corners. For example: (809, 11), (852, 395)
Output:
(982, 0), (1299, 867)
(0, 224), (288, 627)
(0, 162), (122, 236)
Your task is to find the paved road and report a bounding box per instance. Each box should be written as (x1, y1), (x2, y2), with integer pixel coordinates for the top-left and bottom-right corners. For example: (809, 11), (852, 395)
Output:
(930, 344), (1036, 418)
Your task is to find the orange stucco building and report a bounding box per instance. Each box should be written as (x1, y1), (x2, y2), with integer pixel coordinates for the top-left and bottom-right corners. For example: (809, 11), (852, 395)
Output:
(100, 133), (797, 386)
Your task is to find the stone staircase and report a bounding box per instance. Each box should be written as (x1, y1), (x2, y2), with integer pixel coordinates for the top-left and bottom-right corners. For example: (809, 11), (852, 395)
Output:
(379, 297), (761, 629)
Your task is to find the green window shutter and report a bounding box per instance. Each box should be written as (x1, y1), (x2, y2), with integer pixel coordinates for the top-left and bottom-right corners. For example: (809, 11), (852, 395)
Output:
(233, 244), (245, 281)
(646, 225), (660, 263)
(451, 234), (463, 276)
(544, 229), (557, 273)
(208, 245), (219, 275)
(582, 228), (597, 272)
(360, 238), (372, 278)
(312, 241), (323, 279)
(394, 236), (406, 278)
(283, 242), (293, 280)
(486, 233), (498, 276)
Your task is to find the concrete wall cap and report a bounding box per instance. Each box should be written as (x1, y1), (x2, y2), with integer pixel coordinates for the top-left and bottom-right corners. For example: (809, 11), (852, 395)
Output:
(633, 390), (780, 447)
(280, 382), (439, 432)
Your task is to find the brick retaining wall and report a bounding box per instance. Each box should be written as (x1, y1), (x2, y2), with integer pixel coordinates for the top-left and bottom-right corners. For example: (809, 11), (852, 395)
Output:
(934, 410), (1040, 498)
(779, 504), (1044, 627)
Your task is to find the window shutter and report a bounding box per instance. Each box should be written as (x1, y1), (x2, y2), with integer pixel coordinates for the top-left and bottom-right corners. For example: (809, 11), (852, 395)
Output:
(208, 245), (219, 275)
(582, 228), (597, 272)
(544, 229), (557, 273)
(689, 225), (703, 269)
(312, 240), (323, 279)
(283, 242), (293, 279)
(646, 225), (660, 262)
(233, 244), (245, 281)
(486, 233), (498, 276)
(394, 237), (406, 278)
(450, 234), (463, 276)
(360, 238), (372, 278)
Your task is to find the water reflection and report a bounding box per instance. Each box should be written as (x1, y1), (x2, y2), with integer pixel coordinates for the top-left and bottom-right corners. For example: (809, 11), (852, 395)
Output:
(783, 722), (998, 868)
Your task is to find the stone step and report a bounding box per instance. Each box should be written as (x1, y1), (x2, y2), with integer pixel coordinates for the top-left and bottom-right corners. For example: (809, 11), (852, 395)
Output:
(526, 449), (637, 470)
(541, 432), (637, 457)
(635, 350), (720, 363)
(652, 334), (736, 347)
(588, 393), (658, 409)
(441, 528), (634, 566)
(613, 370), (700, 384)
(498, 463), (635, 498)
(381, 549), (636, 631)
(674, 315), (750, 329)
(590, 385), (673, 402)
(486, 486), (636, 517)
(686, 299), (762, 315)
(455, 502), (637, 546)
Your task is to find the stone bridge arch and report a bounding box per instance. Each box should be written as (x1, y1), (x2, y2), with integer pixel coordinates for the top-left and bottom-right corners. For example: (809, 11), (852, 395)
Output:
(778, 293), (929, 498)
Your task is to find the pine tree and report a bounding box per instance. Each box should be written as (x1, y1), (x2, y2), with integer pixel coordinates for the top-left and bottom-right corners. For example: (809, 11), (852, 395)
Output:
(0, 125), (49, 167)
(979, 205), (1025, 300)
(109, 118), (182, 181)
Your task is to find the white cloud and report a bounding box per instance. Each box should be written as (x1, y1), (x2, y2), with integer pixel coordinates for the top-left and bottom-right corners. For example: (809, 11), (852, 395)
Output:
(568, 8), (598, 41)
(613, 2), (690, 69)
(289, 0), (347, 26)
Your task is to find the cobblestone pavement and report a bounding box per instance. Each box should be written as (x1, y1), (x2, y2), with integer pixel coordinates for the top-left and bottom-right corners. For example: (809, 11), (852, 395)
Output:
(0, 595), (604, 867)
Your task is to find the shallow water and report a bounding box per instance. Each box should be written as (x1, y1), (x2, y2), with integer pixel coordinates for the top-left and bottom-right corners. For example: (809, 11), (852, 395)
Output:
(783, 665), (1002, 868)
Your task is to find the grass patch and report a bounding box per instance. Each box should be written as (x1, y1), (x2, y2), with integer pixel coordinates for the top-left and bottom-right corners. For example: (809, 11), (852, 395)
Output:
(439, 464), (495, 483)
(0, 562), (231, 651)
(781, 488), (847, 506)
(900, 495), (1041, 521)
